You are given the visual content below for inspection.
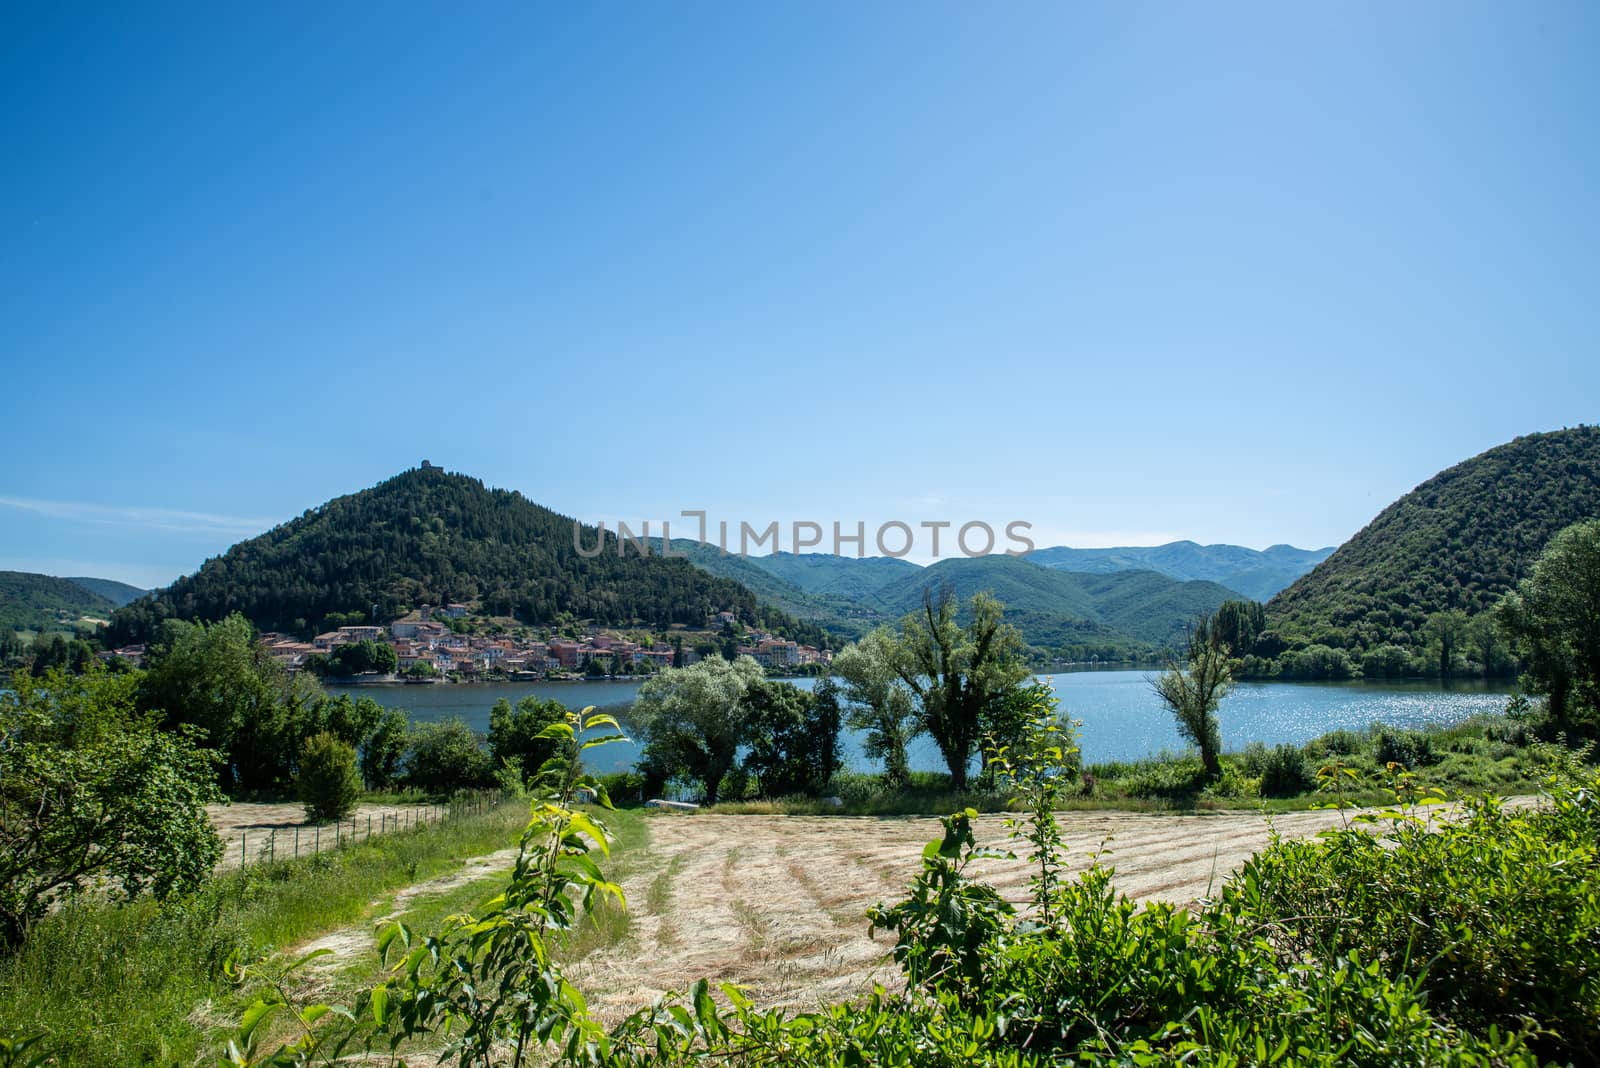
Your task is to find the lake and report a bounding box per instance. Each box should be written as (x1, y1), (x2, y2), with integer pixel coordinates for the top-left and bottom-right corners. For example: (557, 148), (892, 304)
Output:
(327, 670), (1516, 776)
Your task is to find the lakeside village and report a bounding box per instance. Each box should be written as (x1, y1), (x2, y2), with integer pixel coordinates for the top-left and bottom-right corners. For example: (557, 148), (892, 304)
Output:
(99, 603), (832, 682)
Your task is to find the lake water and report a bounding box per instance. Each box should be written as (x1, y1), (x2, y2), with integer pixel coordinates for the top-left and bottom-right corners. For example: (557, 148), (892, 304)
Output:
(327, 670), (1516, 776)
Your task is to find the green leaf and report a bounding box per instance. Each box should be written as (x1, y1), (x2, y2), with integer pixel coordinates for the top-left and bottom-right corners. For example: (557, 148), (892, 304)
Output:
(237, 1000), (282, 1047)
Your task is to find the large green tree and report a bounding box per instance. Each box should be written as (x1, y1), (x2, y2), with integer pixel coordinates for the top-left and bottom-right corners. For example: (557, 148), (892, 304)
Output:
(1151, 629), (1236, 777)
(1497, 518), (1600, 726)
(488, 695), (567, 787)
(741, 678), (841, 798)
(0, 665), (223, 948)
(832, 628), (919, 788)
(404, 718), (495, 796)
(137, 613), (321, 792)
(631, 655), (764, 804)
(884, 588), (1029, 789)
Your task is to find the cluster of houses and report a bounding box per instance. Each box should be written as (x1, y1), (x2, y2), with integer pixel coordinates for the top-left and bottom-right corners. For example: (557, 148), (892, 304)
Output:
(254, 604), (830, 679)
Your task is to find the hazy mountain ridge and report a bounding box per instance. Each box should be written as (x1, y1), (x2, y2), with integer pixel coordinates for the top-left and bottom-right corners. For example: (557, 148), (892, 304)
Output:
(865, 555), (1241, 650)
(1027, 541), (1334, 601)
(65, 577), (147, 607)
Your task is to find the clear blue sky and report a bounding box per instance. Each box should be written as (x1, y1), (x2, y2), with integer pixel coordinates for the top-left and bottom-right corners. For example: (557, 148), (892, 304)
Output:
(3, 2), (1597, 587)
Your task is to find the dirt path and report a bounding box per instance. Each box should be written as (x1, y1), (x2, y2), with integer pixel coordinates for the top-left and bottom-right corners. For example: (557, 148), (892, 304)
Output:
(290, 846), (524, 972)
(563, 806), (1351, 1023)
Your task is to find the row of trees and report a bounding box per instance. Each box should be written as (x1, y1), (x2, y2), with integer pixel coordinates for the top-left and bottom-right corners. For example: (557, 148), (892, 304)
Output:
(630, 657), (841, 803)
(631, 587), (1035, 800)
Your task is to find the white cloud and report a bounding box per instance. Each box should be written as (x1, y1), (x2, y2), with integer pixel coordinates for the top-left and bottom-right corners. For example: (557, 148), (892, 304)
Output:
(0, 496), (275, 538)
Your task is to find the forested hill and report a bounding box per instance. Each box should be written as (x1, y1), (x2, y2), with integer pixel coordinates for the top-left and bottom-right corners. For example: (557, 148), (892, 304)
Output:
(867, 555), (1240, 653)
(64, 576), (146, 607)
(1265, 426), (1600, 656)
(0, 572), (117, 634)
(106, 467), (829, 646)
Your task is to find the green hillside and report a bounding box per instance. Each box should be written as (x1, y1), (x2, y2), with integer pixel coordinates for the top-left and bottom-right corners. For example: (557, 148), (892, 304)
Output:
(0, 572), (116, 635)
(668, 542), (887, 640)
(1026, 541), (1333, 601)
(740, 552), (922, 599)
(1265, 426), (1600, 659)
(866, 555), (1240, 653)
(65, 576), (147, 607)
(106, 467), (831, 647)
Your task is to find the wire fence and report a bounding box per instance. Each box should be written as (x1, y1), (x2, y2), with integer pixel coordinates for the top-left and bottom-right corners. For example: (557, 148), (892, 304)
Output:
(231, 790), (513, 870)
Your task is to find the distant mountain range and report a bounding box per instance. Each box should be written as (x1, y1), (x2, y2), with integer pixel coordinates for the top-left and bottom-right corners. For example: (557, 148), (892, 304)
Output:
(0, 463), (1344, 661)
(676, 546), (1265, 655)
(1026, 542), (1334, 602)
(1, 572), (146, 635)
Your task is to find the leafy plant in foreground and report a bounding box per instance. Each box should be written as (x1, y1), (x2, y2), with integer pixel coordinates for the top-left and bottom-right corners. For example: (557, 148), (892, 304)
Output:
(220, 705), (627, 1067)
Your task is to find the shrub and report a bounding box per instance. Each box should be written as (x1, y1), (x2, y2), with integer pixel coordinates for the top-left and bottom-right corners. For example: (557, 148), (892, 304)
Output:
(297, 732), (361, 823)
(1116, 757), (1210, 799)
(1223, 764), (1600, 1063)
(596, 771), (646, 805)
(1242, 742), (1314, 797)
(1361, 643), (1418, 678)
(1306, 727), (1365, 757)
(1373, 727), (1436, 768)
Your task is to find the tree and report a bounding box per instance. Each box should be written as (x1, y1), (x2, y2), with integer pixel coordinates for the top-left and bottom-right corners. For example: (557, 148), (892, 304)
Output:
(1151, 630), (1235, 777)
(28, 633), (94, 674)
(298, 731), (362, 823)
(631, 655), (763, 804)
(318, 639), (398, 677)
(1202, 599), (1266, 657)
(1497, 519), (1600, 726)
(404, 718), (494, 795)
(488, 696), (567, 788)
(1425, 610), (1470, 680)
(832, 629), (918, 788)
(741, 679), (841, 797)
(0, 665), (223, 948)
(361, 706), (410, 789)
(137, 613), (308, 792)
(885, 588), (1029, 789)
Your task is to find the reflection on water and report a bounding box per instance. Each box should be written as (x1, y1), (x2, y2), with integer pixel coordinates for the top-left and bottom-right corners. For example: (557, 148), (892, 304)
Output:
(328, 670), (1516, 776)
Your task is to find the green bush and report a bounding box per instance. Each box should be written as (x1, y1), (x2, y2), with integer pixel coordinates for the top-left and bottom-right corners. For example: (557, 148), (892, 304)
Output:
(1306, 727), (1366, 757)
(596, 771), (646, 805)
(1241, 741), (1315, 797)
(297, 731), (361, 823)
(1116, 756), (1210, 799)
(1373, 727), (1436, 768)
(403, 717), (494, 796)
(1224, 763), (1600, 1063)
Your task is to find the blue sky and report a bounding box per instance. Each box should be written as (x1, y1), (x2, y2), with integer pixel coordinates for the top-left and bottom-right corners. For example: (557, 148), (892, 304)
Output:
(3, 2), (1597, 587)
